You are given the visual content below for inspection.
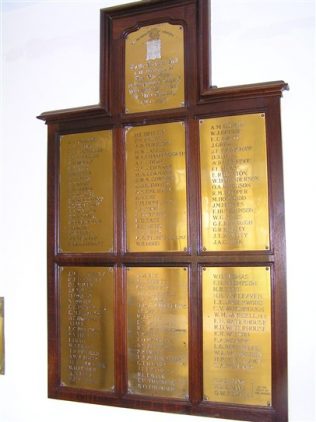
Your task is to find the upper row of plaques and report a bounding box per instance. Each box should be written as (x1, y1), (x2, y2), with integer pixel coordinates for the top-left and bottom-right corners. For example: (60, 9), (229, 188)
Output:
(59, 114), (269, 253)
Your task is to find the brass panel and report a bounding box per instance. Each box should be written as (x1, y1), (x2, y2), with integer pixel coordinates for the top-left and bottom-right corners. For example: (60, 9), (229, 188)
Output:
(202, 266), (272, 406)
(59, 130), (113, 253)
(0, 298), (4, 375)
(127, 267), (188, 398)
(126, 122), (187, 252)
(200, 114), (270, 251)
(125, 23), (185, 113)
(60, 267), (114, 391)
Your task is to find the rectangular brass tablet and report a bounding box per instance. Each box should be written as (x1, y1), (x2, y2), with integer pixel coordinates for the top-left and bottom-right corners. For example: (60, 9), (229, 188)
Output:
(59, 130), (113, 253)
(0, 298), (4, 375)
(202, 266), (272, 406)
(127, 267), (188, 398)
(60, 267), (114, 391)
(125, 22), (185, 113)
(125, 122), (187, 252)
(200, 114), (269, 251)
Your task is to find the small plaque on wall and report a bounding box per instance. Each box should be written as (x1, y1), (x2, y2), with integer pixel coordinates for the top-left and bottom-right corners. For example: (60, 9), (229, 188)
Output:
(0, 297), (4, 375)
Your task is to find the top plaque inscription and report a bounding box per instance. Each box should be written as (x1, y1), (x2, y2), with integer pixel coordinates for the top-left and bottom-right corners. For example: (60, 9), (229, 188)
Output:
(125, 23), (185, 113)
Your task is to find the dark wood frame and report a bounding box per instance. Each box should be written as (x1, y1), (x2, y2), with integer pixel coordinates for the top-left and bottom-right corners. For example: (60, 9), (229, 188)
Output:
(38, 1), (288, 421)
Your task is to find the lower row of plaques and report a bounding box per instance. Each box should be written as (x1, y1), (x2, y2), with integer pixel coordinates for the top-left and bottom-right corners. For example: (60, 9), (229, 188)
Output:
(60, 266), (271, 407)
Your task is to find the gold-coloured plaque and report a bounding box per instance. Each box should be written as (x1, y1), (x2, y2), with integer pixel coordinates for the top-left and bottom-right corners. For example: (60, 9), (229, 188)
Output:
(59, 130), (113, 253)
(0, 298), (4, 375)
(59, 267), (114, 390)
(202, 266), (272, 406)
(127, 267), (188, 398)
(200, 114), (270, 251)
(125, 23), (185, 113)
(125, 122), (187, 252)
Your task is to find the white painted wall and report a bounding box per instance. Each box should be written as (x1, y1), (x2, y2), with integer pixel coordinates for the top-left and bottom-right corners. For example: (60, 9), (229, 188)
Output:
(0, 1), (315, 421)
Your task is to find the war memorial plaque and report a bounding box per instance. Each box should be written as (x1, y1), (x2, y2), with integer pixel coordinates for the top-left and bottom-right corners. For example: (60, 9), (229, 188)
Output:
(59, 267), (114, 390)
(59, 130), (113, 253)
(127, 267), (188, 398)
(125, 121), (187, 252)
(125, 22), (185, 113)
(39, 0), (288, 420)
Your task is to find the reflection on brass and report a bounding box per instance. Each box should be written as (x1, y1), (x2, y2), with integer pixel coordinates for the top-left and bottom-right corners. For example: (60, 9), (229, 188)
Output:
(59, 130), (113, 253)
(59, 267), (114, 390)
(200, 114), (270, 251)
(126, 122), (187, 252)
(127, 267), (188, 398)
(0, 298), (4, 375)
(202, 266), (272, 406)
(125, 23), (185, 113)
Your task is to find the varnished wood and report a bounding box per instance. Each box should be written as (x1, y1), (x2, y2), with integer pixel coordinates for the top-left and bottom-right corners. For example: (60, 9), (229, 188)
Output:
(38, 0), (288, 421)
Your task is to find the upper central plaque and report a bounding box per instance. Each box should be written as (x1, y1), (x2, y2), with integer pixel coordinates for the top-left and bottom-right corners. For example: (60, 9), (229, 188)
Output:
(125, 23), (185, 113)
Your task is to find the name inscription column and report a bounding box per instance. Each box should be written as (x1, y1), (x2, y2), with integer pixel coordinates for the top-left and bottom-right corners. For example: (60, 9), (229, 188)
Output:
(202, 266), (271, 406)
(125, 122), (187, 252)
(127, 267), (188, 398)
(60, 267), (114, 391)
(59, 130), (113, 253)
(200, 114), (269, 251)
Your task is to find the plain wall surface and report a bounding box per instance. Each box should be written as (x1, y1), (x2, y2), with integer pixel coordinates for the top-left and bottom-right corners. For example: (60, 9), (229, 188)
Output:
(0, 0), (315, 421)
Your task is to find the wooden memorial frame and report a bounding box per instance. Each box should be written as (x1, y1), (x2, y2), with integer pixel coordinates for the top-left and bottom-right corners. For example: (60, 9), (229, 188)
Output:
(38, 1), (288, 421)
